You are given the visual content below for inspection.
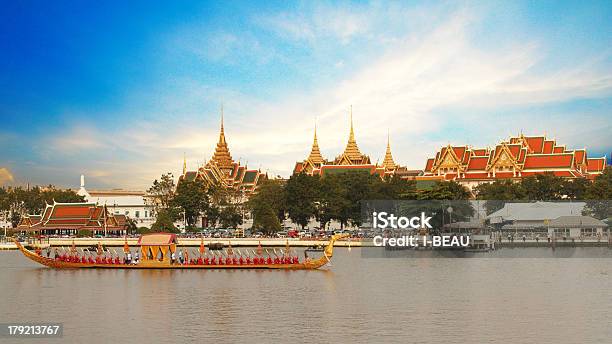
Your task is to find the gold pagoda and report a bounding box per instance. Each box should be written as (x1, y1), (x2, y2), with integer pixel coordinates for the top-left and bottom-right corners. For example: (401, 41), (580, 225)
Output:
(180, 107), (267, 194)
(293, 107), (417, 179)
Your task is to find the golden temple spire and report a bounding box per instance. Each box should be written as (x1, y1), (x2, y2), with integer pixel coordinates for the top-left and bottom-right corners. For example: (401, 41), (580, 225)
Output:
(307, 122), (324, 165)
(342, 105), (364, 161)
(182, 152), (187, 175)
(382, 130), (396, 170)
(210, 105), (234, 172)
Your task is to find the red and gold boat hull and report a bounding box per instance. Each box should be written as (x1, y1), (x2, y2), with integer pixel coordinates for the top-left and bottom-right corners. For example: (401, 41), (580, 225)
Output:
(13, 234), (347, 270)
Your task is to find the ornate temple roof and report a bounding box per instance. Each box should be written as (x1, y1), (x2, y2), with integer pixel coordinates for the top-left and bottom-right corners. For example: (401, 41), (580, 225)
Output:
(422, 133), (607, 181)
(382, 134), (396, 170)
(307, 125), (325, 165)
(210, 109), (235, 171)
(342, 108), (364, 161)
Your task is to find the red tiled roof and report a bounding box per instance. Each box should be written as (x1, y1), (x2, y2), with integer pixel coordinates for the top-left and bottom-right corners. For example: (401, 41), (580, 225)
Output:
(467, 156), (488, 170)
(507, 144), (522, 159)
(525, 136), (545, 153)
(587, 158), (606, 172)
(553, 146), (565, 153)
(444, 173), (457, 180)
(425, 158), (434, 172)
(472, 149), (488, 157)
(463, 172), (489, 179)
(542, 140), (555, 154)
(523, 154), (573, 169)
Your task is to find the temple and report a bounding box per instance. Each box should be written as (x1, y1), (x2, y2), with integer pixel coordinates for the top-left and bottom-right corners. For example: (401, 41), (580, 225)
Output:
(16, 201), (128, 236)
(420, 133), (608, 189)
(293, 107), (419, 179)
(179, 108), (267, 194)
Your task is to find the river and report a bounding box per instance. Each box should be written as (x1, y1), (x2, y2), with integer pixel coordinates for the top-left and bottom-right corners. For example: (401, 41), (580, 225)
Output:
(1, 248), (610, 343)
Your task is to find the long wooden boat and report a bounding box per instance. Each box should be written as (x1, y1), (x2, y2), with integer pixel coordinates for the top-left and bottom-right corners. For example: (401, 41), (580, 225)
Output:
(14, 233), (348, 270)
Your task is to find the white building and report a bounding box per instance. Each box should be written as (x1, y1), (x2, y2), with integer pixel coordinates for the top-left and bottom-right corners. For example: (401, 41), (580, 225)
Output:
(77, 175), (156, 228)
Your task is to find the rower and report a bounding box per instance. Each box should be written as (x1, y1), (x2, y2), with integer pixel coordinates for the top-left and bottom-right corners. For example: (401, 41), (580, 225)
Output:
(239, 256), (244, 265)
(267, 257), (272, 264)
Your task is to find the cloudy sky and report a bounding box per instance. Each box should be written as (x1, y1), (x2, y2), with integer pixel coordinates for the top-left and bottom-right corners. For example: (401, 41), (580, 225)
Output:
(1, 0), (611, 190)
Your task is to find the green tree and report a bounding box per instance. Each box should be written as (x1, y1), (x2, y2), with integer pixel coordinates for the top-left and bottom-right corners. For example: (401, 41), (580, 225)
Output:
(474, 180), (526, 214)
(150, 208), (179, 233)
(252, 204), (281, 233)
(561, 178), (589, 200)
(248, 180), (286, 233)
(219, 204), (243, 228)
(147, 173), (176, 211)
(521, 173), (564, 200)
(285, 173), (320, 229)
(172, 178), (210, 227)
(584, 167), (612, 220)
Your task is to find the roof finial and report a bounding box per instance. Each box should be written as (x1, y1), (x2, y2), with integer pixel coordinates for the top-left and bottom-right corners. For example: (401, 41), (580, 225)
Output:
(220, 103), (224, 133)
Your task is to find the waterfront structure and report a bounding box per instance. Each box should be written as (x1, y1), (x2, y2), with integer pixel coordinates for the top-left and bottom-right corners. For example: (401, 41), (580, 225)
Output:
(16, 201), (128, 235)
(293, 108), (418, 179)
(420, 134), (607, 189)
(179, 111), (267, 195)
(77, 175), (155, 228)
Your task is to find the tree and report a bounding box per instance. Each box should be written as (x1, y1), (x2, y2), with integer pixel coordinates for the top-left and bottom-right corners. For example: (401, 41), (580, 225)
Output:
(172, 178), (210, 227)
(285, 173), (320, 229)
(248, 180), (286, 233)
(150, 208), (179, 233)
(252, 204), (281, 233)
(147, 173), (176, 211)
(219, 203), (243, 228)
(474, 180), (526, 214)
(584, 167), (612, 220)
(521, 173), (564, 200)
(419, 181), (471, 200)
(561, 178), (589, 200)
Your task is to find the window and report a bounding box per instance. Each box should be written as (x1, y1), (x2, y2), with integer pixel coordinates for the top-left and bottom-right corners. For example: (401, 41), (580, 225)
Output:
(135, 211), (140, 218)
(581, 228), (597, 237)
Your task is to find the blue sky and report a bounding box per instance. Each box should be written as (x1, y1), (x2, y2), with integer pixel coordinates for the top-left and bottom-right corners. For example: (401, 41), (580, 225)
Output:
(1, 0), (611, 189)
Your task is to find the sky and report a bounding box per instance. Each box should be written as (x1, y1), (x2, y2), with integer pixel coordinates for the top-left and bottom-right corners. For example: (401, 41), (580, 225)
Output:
(1, 0), (611, 190)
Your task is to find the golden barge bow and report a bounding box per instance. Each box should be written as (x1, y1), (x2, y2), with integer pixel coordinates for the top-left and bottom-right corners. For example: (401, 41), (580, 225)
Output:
(13, 234), (348, 270)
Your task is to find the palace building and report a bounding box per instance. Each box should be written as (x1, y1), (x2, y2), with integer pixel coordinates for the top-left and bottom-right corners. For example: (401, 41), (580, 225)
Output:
(16, 202), (128, 236)
(420, 134), (607, 189)
(293, 108), (419, 179)
(179, 110), (267, 195)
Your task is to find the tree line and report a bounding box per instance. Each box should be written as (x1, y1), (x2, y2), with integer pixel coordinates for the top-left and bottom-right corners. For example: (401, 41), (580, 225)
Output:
(474, 168), (612, 218)
(146, 173), (244, 233)
(0, 186), (84, 227)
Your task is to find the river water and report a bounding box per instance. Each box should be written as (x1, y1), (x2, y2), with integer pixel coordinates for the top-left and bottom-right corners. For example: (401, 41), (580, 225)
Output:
(1, 248), (611, 343)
